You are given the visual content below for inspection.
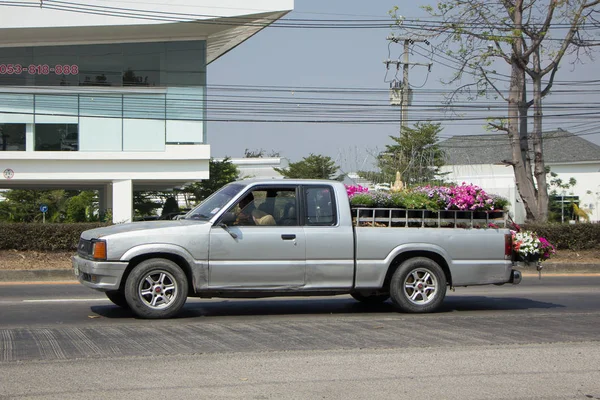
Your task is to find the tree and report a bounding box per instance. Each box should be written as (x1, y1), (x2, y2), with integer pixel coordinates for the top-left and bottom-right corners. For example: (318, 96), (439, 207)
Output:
(65, 191), (97, 222)
(160, 197), (180, 219)
(0, 189), (96, 222)
(274, 154), (340, 180)
(244, 148), (281, 158)
(361, 122), (446, 186)
(392, 0), (600, 222)
(185, 158), (240, 204)
(133, 191), (163, 218)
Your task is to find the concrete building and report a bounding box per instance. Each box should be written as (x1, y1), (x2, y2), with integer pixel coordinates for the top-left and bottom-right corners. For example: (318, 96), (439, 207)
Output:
(228, 157), (289, 180)
(440, 129), (600, 223)
(0, 0), (293, 223)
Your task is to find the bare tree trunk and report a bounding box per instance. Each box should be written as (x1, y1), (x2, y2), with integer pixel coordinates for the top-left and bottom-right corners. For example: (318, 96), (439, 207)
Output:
(532, 48), (549, 222)
(509, 0), (539, 221)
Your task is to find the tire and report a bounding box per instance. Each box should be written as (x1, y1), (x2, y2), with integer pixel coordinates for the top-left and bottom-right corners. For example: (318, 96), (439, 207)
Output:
(105, 290), (129, 308)
(124, 258), (188, 319)
(389, 257), (447, 313)
(351, 292), (390, 304)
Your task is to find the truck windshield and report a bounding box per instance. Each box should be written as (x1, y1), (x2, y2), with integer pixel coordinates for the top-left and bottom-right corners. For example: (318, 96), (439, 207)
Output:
(184, 183), (245, 220)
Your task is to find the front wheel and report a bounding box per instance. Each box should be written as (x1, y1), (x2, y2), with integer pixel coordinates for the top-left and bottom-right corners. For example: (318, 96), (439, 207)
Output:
(389, 257), (447, 313)
(124, 258), (188, 319)
(105, 290), (129, 308)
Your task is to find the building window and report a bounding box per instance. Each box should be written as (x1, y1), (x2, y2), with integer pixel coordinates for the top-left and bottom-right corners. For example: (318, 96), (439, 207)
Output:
(0, 123), (26, 151)
(0, 41), (206, 87)
(34, 123), (78, 151)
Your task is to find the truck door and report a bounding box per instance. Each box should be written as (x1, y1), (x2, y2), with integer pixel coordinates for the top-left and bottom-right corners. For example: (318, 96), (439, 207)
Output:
(208, 185), (306, 288)
(303, 185), (354, 289)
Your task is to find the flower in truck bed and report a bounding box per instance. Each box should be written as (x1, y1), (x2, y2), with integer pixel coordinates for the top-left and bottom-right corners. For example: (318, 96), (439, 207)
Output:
(512, 230), (556, 262)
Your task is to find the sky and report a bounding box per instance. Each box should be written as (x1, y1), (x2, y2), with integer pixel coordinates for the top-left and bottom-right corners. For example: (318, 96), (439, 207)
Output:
(207, 0), (600, 172)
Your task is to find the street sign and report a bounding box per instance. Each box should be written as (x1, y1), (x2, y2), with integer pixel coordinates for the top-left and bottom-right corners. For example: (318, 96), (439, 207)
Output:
(3, 168), (14, 179)
(40, 204), (48, 213)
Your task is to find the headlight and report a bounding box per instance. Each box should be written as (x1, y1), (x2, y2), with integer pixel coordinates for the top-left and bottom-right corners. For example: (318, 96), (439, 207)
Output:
(92, 240), (107, 260)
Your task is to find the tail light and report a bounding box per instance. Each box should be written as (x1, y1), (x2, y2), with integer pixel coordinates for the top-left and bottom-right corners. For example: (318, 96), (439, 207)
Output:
(504, 233), (513, 260)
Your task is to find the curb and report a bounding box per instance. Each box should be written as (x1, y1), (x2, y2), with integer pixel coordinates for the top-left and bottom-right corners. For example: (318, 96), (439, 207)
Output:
(1, 263), (599, 283)
(0, 270), (76, 282)
(516, 262), (600, 275)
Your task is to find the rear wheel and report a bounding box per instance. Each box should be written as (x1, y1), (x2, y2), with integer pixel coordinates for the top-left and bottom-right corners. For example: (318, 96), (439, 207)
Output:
(105, 290), (128, 308)
(124, 258), (188, 319)
(389, 257), (446, 313)
(350, 292), (390, 304)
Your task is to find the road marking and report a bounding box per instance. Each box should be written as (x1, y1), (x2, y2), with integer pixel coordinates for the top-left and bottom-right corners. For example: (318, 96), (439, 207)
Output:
(22, 298), (109, 303)
(0, 281), (80, 286)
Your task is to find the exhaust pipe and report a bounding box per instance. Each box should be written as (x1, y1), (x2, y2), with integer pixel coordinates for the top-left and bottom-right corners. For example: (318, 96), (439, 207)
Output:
(510, 269), (522, 285)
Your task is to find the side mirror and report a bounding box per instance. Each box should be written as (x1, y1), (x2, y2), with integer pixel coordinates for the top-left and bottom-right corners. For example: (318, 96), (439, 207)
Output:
(220, 212), (236, 225)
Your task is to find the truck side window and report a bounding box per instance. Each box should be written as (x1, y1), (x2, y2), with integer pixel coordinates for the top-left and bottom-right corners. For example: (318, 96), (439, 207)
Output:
(231, 187), (298, 226)
(305, 186), (336, 226)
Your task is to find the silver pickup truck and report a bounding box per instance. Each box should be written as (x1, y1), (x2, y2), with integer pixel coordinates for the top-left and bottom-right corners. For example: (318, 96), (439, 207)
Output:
(73, 179), (521, 319)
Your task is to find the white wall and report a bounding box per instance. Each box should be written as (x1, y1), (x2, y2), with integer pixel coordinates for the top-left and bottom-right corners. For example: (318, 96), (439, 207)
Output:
(0, 145), (210, 182)
(222, 157), (289, 179)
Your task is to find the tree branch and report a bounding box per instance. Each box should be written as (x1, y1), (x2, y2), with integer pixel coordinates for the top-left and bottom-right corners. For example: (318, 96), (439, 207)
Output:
(539, 1), (591, 76)
(521, 0), (557, 59)
(480, 67), (508, 101)
(489, 122), (510, 132)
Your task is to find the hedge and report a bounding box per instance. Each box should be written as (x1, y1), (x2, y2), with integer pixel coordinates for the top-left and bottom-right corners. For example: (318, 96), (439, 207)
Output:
(0, 222), (598, 252)
(0, 223), (109, 251)
(522, 223), (600, 251)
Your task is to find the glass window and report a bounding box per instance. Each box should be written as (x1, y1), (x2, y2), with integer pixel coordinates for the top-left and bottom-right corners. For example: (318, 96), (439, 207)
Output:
(305, 186), (337, 226)
(185, 183), (245, 220)
(34, 123), (78, 151)
(228, 187), (298, 227)
(0, 123), (26, 151)
(0, 41), (206, 87)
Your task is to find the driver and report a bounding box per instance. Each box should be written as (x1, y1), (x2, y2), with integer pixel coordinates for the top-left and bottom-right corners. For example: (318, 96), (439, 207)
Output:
(234, 193), (256, 226)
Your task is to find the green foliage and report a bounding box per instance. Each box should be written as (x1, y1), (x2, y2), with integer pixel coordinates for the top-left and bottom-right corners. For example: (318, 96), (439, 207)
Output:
(401, 191), (440, 210)
(133, 191), (163, 218)
(492, 195), (510, 211)
(185, 157), (240, 204)
(522, 223), (600, 251)
(364, 122), (446, 185)
(274, 154), (340, 180)
(0, 223), (109, 251)
(349, 193), (376, 207)
(0, 189), (98, 222)
(65, 191), (97, 222)
(244, 148), (281, 158)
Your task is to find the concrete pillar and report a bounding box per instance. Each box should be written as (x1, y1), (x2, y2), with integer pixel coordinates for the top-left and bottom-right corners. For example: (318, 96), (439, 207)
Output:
(112, 180), (133, 224)
(26, 124), (34, 152)
(98, 184), (113, 221)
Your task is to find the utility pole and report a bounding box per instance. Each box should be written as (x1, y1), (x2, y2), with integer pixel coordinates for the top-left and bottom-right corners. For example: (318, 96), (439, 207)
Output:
(384, 36), (432, 129)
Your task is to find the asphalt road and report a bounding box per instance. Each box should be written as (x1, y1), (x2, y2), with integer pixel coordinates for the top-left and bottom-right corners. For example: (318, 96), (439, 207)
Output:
(1, 277), (600, 399)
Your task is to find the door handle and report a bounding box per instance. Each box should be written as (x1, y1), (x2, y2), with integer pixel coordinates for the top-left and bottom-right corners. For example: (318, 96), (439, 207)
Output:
(281, 234), (296, 240)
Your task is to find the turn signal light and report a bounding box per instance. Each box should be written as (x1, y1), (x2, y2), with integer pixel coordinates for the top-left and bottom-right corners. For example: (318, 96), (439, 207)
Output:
(92, 240), (107, 260)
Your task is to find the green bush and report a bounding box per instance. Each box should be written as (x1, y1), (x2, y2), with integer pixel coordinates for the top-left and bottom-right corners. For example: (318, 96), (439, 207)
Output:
(0, 223), (109, 251)
(522, 223), (600, 251)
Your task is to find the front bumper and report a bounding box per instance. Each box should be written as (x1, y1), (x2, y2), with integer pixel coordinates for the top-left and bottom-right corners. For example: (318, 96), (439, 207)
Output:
(72, 255), (128, 292)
